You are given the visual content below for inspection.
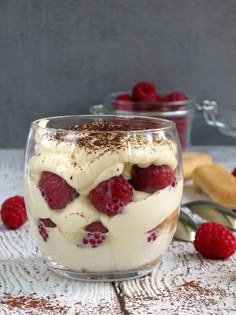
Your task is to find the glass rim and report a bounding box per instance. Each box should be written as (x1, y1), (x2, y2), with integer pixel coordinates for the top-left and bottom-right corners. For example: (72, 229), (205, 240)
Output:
(31, 114), (176, 134)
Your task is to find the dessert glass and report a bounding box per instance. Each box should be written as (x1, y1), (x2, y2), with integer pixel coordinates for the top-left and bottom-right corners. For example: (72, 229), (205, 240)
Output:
(24, 114), (183, 281)
(90, 92), (194, 150)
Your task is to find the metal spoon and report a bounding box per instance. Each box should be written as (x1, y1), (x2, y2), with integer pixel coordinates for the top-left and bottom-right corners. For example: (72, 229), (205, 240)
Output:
(174, 210), (197, 242)
(175, 200), (236, 241)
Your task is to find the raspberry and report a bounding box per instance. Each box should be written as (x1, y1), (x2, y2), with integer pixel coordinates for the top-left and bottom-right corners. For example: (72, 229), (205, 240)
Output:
(193, 222), (236, 259)
(38, 218), (56, 241)
(130, 165), (175, 193)
(155, 91), (188, 113)
(133, 101), (156, 111)
(149, 94), (171, 113)
(85, 221), (109, 233)
(147, 228), (157, 243)
(132, 81), (157, 102)
(232, 168), (236, 177)
(89, 176), (133, 216)
(113, 94), (133, 110)
(0, 196), (27, 230)
(39, 218), (57, 228)
(38, 221), (48, 241)
(171, 176), (177, 187)
(156, 94), (169, 102)
(80, 221), (109, 248)
(115, 94), (132, 102)
(167, 91), (188, 102)
(39, 172), (78, 210)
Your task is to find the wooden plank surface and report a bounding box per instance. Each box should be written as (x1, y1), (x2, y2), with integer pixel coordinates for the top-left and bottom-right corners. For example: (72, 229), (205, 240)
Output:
(0, 147), (236, 314)
(119, 242), (236, 314)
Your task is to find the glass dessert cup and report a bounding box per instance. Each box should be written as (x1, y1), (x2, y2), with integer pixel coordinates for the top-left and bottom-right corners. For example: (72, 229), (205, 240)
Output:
(24, 114), (183, 281)
(90, 92), (194, 150)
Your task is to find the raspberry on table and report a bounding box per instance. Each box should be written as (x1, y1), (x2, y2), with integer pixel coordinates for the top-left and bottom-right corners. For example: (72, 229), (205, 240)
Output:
(232, 168), (236, 177)
(193, 222), (236, 259)
(89, 176), (133, 217)
(132, 81), (157, 102)
(80, 221), (109, 248)
(38, 172), (78, 210)
(130, 165), (175, 193)
(0, 195), (27, 230)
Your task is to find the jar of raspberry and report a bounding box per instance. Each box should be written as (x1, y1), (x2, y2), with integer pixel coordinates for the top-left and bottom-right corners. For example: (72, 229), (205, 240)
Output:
(90, 90), (193, 150)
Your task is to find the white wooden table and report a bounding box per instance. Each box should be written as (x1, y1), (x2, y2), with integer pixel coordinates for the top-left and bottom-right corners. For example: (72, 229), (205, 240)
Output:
(0, 146), (236, 315)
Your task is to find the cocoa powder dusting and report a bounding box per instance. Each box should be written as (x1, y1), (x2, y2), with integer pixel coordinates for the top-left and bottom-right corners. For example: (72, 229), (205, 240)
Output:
(70, 121), (145, 155)
(0, 293), (68, 314)
(70, 121), (138, 132)
(51, 120), (172, 157)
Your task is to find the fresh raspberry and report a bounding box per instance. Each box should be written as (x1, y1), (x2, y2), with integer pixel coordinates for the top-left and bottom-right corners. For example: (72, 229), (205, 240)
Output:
(85, 221), (109, 233)
(38, 221), (48, 241)
(193, 222), (236, 259)
(39, 218), (57, 228)
(146, 228), (157, 243)
(132, 81), (157, 102)
(171, 176), (177, 187)
(145, 94), (171, 112)
(155, 91), (188, 112)
(130, 165), (175, 193)
(80, 221), (109, 248)
(0, 196), (27, 230)
(113, 94), (134, 110)
(232, 168), (236, 177)
(156, 94), (169, 102)
(133, 102), (155, 112)
(38, 218), (56, 242)
(89, 176), (133, 216)
(167, 91), (188, 102)
(38, 172), (78, 210)
(115, 94), (132, 102)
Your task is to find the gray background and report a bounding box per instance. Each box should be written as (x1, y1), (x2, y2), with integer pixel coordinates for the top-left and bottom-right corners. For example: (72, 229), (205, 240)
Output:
(0, 0), (235, 148)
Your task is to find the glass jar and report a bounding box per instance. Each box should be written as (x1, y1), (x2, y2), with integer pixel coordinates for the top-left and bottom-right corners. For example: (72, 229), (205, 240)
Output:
(90, 92), (194, 150)
(24, 115), (183, 281)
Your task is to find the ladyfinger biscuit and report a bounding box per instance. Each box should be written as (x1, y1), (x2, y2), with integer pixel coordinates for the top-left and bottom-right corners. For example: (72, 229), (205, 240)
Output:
(182, 152), (212, 180)
(192, 163), (236, 209)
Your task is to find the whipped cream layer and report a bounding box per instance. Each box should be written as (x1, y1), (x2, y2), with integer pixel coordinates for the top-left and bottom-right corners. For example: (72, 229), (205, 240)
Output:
(25, 119), (183, 272)
(29, 120), (177, 195)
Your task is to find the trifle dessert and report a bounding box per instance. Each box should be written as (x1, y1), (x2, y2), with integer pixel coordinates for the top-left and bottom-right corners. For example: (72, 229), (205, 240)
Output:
(24, 115), (183, 281)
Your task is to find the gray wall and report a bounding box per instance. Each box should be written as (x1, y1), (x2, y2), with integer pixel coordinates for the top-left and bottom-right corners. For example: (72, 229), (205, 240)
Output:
(0, 0), (235, 148)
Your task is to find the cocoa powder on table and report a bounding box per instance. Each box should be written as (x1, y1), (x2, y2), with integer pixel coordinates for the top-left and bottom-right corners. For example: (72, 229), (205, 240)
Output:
(0, 293), (68, 314)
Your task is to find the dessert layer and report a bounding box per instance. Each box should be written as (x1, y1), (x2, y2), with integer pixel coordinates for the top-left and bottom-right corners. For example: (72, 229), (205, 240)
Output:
(25, 119), (183, 272)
